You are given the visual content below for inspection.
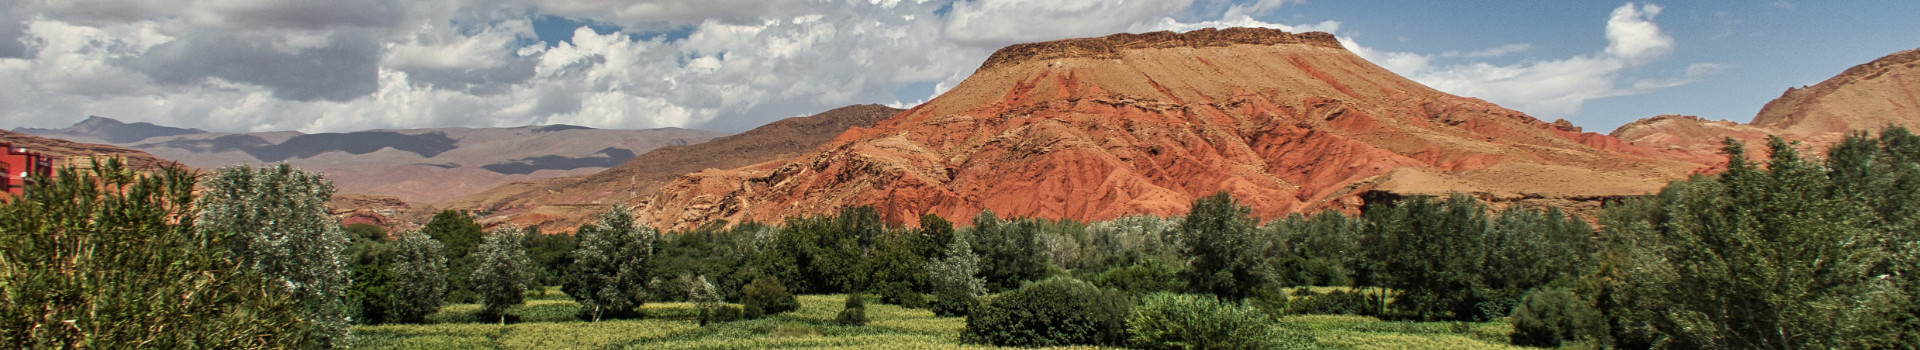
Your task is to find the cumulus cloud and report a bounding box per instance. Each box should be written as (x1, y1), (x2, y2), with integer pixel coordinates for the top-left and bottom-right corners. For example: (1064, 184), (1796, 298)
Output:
(0, 0), (1699, 135)
(1344, 2), (1708, 119)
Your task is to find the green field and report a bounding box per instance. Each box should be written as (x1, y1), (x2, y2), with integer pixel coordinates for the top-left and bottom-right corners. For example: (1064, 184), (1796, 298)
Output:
(353, 289), (1536, 350)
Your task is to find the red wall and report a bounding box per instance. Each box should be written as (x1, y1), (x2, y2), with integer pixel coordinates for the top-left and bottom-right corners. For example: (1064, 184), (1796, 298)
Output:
(1, 143), (53, 196)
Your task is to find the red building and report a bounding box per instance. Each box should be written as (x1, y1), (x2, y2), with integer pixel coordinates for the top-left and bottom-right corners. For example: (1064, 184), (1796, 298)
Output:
(1, 142), (55, 196)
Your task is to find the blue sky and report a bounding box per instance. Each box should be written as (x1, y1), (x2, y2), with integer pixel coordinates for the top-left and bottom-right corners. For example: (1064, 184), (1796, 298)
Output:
(0, 0), (1913, 134)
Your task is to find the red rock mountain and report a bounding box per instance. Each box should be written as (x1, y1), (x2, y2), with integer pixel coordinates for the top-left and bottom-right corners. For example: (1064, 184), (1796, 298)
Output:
(450, 104), (900, 232)
(1612, 48), (1920, 165)
(636, 28), (1698, 230)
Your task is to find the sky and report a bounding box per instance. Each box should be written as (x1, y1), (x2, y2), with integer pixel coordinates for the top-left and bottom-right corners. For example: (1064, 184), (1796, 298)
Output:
(0, 0), (1915, 134)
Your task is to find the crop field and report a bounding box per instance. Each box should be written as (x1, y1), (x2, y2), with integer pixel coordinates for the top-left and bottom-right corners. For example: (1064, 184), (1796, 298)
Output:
(352, 290), (1537, 350)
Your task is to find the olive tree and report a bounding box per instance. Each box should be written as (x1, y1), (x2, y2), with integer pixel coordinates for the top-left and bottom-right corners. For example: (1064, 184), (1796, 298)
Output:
(388, 230), (447, 323)
(565, 206), (657, 321)
(196, 163), (351, 348)
(471, 227), (533, 324)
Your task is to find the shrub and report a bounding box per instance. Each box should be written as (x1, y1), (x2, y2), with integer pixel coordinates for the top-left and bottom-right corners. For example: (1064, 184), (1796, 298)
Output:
(930, 288), (978, 317)
(742, 274), (798, 319)
(836, 294), (869, 326)
(1510, 288), (1605, 348)
(962, 277), (1130, 347)
(1127, 292), (1275, 350)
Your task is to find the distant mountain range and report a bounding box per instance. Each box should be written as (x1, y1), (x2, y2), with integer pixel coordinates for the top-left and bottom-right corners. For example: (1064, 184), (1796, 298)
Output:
(448, 104), (901, 232)
(14, 117), (724, 206)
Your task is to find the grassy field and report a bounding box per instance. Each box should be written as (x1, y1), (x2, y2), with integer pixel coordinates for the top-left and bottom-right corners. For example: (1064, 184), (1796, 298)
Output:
(352, 288), (1540, 349)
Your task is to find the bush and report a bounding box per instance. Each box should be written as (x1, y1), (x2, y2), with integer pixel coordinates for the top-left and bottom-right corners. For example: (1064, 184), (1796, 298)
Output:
(1510, 288), (1604, 348)
(962, 277), (1130, 347)
(930, 288), (978, 317)
(742, 274), (798, 319)
(1127, 293), (1275, 350)
(836, 294), (869, 326)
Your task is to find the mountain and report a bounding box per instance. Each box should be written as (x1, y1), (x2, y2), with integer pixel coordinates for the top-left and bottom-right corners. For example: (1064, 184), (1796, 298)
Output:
(451, 104), (901, 232)
(17, 120), (725, 205)
(635, 28), (1698, 231)
(0, 129), (174, 170)
(16, 116), (206, 144)
(1612, 48), (1920, 165)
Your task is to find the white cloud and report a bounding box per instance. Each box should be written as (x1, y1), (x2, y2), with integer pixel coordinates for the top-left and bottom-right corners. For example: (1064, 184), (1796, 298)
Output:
(1344, 2), (1706, 119)
(0, 0), (1696, 135)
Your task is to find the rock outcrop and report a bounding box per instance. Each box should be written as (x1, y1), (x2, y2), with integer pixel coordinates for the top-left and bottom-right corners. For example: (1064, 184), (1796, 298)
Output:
(637, 28), (1697, 230)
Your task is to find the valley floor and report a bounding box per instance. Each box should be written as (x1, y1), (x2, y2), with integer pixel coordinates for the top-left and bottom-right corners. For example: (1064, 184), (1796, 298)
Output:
(354, 290), (1535, 350)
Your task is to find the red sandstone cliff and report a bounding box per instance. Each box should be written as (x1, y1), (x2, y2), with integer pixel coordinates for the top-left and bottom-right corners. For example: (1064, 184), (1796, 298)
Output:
(635, 28), (1698, 230)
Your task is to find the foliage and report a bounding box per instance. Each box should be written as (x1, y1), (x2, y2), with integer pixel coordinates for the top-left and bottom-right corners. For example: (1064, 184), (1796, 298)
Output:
(1589, 135), (1907, 349)
(389, 230), (448, 324)
(1279, 288), (1379, 317)
(968, 210), (1050, 291)
(472, 227), (534, 324)
(868, 228), (929, 306)
(927, 227), (986, 317)
(1092, 256), (1182, 295)
(565, 206), (657, 321)
(1179, 192), (1271, 301)
(742, 274), (799, 319)
(1508, 288), (1603, 348)
(197, 163), (353, 347)
(962, 277), (1130, 347)
(0, 160), (306, 348)
(345, 236), (397, 324)
(835, 293), (869, 326)
(423, 209), (485, 303)
(522, 231), (576, 288)
(686, 275), (723, 326)
(1126, 292), (1276, 350)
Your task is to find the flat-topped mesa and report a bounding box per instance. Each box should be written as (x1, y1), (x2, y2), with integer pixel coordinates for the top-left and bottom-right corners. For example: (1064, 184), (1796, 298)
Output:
(977, 27), (1343, 72)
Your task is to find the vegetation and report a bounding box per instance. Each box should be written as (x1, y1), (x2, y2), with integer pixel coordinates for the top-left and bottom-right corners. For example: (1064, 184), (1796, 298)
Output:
(389, 230), (448, 323)
(14, 127), (1920, 349)
(1126, 292), (1275, 350)
(565, 206), (658, 321)
(423, 209), (484, 303)
(961, 277), (1130, 347)
(835, 293), (869, 326)
(472, 227), (534, 324)
(0, 160), (308, 348)
(742, 274), (800, 319)
(197, 163), (354, 347)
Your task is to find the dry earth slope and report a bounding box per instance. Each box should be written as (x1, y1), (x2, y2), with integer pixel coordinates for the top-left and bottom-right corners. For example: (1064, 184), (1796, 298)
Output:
(1612, 47), (1920, 166)
(452, 104), (900, 232)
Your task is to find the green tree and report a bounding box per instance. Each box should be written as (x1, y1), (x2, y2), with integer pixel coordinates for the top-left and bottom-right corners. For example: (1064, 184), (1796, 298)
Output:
(1178, 192), (1271, 301)
(928, 227), (986, 317)
(835, 293), (869, 326)
(970, 211), (1049, 291)
(343, 238), (395, 324)
(565, 206), (657, 321)
(388, 230), (447, 324)
(1592, 137), (1902, 349)
(471, 227), (533, 324)
(686, 274), (723, 326)
(196, 163), (352, 348)
(422, 209), (484, 303)
(741, 274), (798, 319)
(962, 277), (1130, 347)
(0, 160), (306, 348)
